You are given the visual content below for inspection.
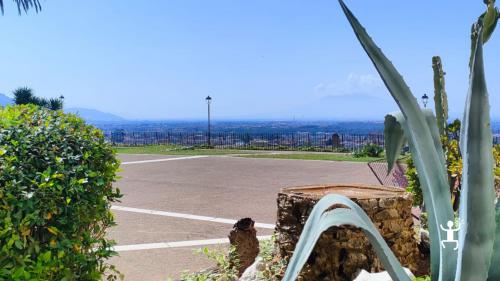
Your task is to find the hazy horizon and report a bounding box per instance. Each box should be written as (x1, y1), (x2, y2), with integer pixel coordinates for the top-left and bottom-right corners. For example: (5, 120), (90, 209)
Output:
(1, 1), (499, 120)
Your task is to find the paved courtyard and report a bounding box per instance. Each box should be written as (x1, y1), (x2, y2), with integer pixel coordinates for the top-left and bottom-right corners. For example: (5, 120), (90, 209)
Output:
(108, 154), (380, 280)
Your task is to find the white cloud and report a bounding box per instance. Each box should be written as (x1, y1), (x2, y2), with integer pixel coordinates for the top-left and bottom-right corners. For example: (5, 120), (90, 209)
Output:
(346, 73), (382, 93)
(314, 73), (386, 98)
(314, 83), (326, 92)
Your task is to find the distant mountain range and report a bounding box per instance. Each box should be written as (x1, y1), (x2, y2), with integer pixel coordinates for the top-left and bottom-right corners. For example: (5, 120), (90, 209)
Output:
(0, 93), (125, 122)
(0, 93), (13, 106)
(64, 108), (125, 122)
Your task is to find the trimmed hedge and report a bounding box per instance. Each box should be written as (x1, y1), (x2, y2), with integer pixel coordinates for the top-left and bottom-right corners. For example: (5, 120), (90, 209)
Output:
(0, 105), (122, 280)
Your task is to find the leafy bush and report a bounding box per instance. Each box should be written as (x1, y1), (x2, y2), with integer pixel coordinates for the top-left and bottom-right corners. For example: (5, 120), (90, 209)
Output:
(412, 276), (431, 281)
(405, 156), (422, 206)
(406, 119), (499, 208)
(353, 143), (383, 158)
(256, 235), (287, 281)
(0, 105), (122, 280)
(172, 246), (239, 281)
(172, 236), (287, 281)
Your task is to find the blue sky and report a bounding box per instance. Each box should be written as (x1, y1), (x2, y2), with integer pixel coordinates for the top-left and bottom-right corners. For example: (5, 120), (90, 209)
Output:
(0, 0), (499, 120)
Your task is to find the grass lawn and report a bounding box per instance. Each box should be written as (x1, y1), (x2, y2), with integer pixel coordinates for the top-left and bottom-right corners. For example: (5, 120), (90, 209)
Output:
(114, 145), (262, 156)
(238, 153), (382, 162)
(115, 145), (384, 162)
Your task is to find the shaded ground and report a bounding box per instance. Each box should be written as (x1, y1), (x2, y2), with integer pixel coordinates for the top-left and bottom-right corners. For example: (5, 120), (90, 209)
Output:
(107, 154), (380, 280)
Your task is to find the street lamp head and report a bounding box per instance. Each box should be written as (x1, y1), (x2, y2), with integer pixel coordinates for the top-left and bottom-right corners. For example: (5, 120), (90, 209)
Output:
(421, 93), (429, 108)
(205, 95), (212, 104)
(59, 95), (65, 100)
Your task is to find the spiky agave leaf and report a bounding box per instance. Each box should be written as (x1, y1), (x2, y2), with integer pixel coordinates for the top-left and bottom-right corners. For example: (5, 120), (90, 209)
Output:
(384, 113), (406, 174)
(456, 25), (496, 281)
(281, 194), (411, 281)
(469, 1), (499, 70)
(422, 109), (447, 171)
(488, 198), (500, 280)
(384, 110), (446, 175)
(338, 1), (455, 279)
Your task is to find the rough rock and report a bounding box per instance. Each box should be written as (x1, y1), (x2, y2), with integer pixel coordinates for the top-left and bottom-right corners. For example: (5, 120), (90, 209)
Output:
(239, 257), (266, 281)
(276, 184), (421, 281)
(229, 218), (260, 276)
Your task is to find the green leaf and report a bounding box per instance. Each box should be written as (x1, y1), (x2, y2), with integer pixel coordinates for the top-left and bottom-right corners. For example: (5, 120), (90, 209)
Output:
(457, 25), (496, 281)
(487, 199), (500, 280)
(281, 194), (411, 281)
(47, 226), (60, 236)
(384, 110), (446, 178)
(338, 1), (455, 280)
(14, 239), (23, 250)
(482, 2), (498, 43)
(41, 251), (51, 262)
(384, 113), (406, 174)
(422, 109), (447, 171)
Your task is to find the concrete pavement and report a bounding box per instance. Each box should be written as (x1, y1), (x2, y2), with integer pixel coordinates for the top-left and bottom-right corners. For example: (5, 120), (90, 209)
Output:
(107, 154), (380, 280)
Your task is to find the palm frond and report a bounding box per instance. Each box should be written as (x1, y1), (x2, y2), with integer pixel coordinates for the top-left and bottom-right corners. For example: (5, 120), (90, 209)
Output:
(0, 0), (42, 15)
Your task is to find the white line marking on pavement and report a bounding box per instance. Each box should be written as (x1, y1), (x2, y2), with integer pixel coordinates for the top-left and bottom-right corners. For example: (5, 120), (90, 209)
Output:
(111, 205), (275, 229)
(113, 236), (272, 252)
(121, 155), (208, 165)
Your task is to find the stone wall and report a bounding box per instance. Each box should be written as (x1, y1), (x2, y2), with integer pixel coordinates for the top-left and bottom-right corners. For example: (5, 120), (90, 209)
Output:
(276, 184), (421, 281)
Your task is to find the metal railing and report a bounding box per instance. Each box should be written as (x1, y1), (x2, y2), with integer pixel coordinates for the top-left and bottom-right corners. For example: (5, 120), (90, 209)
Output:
(104, 131), (500, 152)
(104, 131), (385, 152)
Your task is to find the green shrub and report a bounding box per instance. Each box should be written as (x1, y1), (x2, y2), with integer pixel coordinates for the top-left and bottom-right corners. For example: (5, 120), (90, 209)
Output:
(405, 156), (423, 206)
(256, 235), (287, 281)
(171, 236), (287, 281)
(0, 105), (122, 280)
(171, 246), (239, 281)
(413, 276), (431, 281)
(353, 143), (383, 158)
(406, 119), (499, 208)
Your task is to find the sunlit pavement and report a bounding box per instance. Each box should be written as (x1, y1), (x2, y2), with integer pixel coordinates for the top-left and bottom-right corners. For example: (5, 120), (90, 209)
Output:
(108, 154), (380, 280)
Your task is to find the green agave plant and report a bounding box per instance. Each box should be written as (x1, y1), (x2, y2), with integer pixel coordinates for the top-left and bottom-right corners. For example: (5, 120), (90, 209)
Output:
(281, 1), (499, 281)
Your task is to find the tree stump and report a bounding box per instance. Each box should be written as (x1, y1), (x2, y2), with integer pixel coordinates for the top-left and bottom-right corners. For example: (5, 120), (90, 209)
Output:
(276, 184), (421, 281)
(229, 218), (260, 276)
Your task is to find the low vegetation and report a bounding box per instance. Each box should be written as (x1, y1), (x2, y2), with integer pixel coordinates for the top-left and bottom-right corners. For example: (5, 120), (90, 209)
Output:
(114, 145), (260, 156)
(176, 247), (239, 281)
(0, 105), (122, 280)
(352, 143), (384, 158)
(114, 144), (382, 162)
(171, 236), (286, 281)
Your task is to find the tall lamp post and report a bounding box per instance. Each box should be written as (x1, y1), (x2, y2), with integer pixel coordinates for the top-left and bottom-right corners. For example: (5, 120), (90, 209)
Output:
(206, 96), (212, 146)
(421, 93), (429, 108)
